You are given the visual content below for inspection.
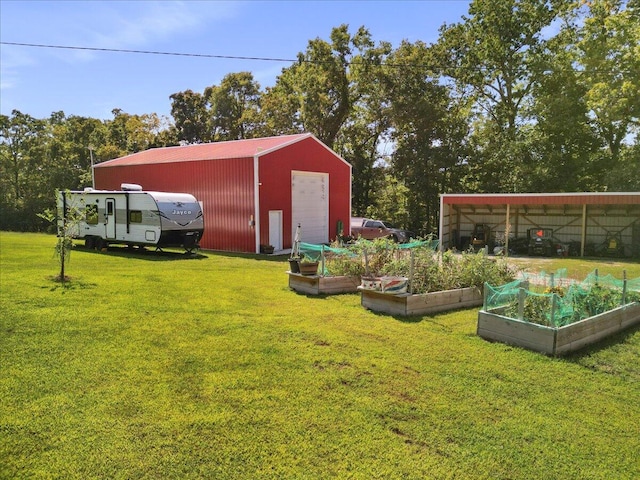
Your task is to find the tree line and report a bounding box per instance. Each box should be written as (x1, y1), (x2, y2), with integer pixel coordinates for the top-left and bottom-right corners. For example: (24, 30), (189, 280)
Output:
(1, 0), (638, 235)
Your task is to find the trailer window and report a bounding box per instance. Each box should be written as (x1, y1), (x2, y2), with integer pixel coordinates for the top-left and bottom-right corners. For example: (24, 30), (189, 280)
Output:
(85, 205), (98, 225)
(129, 210), (142, 223)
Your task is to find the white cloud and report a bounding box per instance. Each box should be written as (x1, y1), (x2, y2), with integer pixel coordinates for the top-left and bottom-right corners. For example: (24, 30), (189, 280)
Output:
(0, 47), (36, 91)
(85, 1), (239, 51)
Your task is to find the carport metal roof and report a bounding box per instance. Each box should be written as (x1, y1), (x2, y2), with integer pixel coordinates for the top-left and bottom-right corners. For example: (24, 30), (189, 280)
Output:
(441, 192), (640, 206)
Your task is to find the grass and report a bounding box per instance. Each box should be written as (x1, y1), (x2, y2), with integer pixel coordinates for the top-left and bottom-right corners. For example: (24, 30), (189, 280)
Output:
(1, 231), (639, 479)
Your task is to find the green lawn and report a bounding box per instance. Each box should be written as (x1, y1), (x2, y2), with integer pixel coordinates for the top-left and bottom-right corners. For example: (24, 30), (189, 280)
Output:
(1, 232), (639, 479)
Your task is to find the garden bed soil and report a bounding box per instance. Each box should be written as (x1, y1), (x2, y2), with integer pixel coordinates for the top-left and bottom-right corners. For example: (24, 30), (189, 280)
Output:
(477, 302), (640, 356)
(360, 286), (483, 316)
(288, 272), (361, 295)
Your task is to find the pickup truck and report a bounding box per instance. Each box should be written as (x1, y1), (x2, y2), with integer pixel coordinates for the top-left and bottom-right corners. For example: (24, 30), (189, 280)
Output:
(350, 217), (413, 243)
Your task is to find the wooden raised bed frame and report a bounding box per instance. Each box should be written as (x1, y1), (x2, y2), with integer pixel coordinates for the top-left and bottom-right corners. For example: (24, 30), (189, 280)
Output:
(288, 272), (361, 295)
(477, 302), (640, 356)
(360, 286), (483, 316)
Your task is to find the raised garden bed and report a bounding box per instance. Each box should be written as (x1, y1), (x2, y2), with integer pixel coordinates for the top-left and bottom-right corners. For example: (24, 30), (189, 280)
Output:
(478, 302), (640, 356)
(360, 286), (483, 316)
(288, 272), (361, 295)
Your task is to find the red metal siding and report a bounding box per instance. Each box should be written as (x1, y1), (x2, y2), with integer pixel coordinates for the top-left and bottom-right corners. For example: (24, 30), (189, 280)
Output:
(94, 158), (255, 252)
(258, 137), (351, 248)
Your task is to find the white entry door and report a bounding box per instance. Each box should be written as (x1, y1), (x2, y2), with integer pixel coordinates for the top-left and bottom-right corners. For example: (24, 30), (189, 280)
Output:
(268, 210), (283, 251)
(291, 171), (329, 244)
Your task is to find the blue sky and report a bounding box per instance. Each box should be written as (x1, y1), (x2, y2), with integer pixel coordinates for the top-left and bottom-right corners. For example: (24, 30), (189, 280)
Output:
(1, 0), (471, 121)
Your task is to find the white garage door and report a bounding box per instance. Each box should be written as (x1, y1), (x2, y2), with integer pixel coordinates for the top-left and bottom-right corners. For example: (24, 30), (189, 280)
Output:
(291, 171), (329, 244)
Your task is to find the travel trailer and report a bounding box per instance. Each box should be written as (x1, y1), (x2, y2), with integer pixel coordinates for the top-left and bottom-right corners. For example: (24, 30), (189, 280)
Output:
(57, 184), (204, 252)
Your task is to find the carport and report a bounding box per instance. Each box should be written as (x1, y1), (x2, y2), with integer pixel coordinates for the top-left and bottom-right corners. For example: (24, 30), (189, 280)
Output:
(439, 192), (640, 257)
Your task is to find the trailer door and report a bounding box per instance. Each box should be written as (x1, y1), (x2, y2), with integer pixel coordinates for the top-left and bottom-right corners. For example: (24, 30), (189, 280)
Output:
(105, 198), (116, 239)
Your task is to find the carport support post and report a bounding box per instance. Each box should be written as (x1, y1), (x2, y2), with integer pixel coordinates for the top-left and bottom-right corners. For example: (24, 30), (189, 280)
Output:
(622, 270), (627, 305)
(321, 245), (325, 277)
(581, 203), (587, 257)
(505, 203), (510, 257)
(364, 250), (370, 277)
(483, 282), (489, 310)
(518, 288), (525, 320)
(409, 248), (415, 294)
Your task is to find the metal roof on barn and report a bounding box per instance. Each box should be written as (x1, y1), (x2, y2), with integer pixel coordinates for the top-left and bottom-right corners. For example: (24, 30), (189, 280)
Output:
(95, 133), (314, 167)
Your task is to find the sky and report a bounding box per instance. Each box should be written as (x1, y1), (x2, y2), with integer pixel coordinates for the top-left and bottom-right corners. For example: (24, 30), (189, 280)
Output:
(1, 0), (471, 121)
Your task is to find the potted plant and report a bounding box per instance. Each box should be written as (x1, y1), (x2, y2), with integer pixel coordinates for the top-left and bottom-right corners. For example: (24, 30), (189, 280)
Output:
(260, 244), (275, 254)
(288, 255), (301, 273)
(298, 255), (320, 276)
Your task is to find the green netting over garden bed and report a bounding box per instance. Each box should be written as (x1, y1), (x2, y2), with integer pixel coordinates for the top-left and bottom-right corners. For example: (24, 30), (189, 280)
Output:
(296, 238), (439, 278)
(294, 238), (519, 297)
(484, 270), (640, 327)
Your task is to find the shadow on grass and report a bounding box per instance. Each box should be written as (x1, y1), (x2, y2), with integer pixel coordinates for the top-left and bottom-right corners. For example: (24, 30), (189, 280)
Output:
(286, 288), (360, 300)
(205, 251), (291, 264)
(371, 305), (480, 325)
(74, 245), (209, 261)
(44, 276), (98, 291)
(74, 245), (293, 264)
(563, 323), (640, 360)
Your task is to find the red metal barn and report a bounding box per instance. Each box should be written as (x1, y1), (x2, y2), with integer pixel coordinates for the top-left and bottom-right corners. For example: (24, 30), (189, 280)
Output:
(93, 133), (352, 253)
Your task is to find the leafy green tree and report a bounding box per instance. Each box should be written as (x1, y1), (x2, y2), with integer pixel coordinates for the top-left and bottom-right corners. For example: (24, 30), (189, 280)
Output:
(204, 72), (262, 141)
(260, 25), (374, 148)
(575, 0), (640, 186)
(437, 0), (563, 192)
(0, 110), (47, 230)
(334, 31), (393, 216)
(363, 175), (411, 228)
(169, 90), (210, 143)
(604, 144), (640, 190)
(107, 109), (165, 156)
(384, 41), (469, 234)
(526, 23), (601, 191)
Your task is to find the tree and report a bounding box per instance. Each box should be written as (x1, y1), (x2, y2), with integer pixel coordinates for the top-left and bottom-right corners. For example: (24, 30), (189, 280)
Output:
(384, 41), (469, 234)
(363, 175), (411, 229)
(334, 30), (393, 216)
(575, 0), (640, 186)
(204, 72), (262, 141)
(437, 0), (563, 192)
(260, 25), (369, 148)
(38, 190), (85, 284)
(526, 23), (601, 191)
(107, 109), (166, 156)
(169, 90), (210, 143)
(0, 110), (47, 230)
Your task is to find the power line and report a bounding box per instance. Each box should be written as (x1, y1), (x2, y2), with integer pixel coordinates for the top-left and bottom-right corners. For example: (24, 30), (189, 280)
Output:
(1, 41), (297, 63)
(1, 41), (632, 76)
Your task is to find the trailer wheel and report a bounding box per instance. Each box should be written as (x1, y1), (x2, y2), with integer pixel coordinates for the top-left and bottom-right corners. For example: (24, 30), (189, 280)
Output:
(85, 236), (95, 250)
(95, 237), (107, 252)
